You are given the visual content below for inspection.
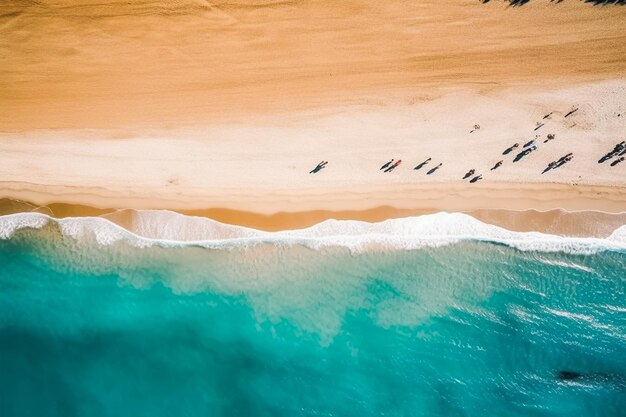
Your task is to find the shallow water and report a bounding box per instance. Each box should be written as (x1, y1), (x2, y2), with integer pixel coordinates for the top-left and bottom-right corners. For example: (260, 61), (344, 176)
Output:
(0, 226), (625, 417)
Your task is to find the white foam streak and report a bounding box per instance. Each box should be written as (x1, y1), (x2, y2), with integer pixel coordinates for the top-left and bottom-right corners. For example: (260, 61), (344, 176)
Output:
(0, 211), (625, 254)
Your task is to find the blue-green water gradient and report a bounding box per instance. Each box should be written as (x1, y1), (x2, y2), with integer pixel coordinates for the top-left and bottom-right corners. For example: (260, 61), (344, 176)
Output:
(0, 227), (625, 416)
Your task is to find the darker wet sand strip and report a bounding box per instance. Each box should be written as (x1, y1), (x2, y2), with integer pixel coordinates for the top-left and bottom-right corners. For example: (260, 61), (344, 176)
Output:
(1, 198), (624, 238)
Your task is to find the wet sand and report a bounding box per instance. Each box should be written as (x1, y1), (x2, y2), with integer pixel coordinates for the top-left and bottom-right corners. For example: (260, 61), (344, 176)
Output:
(2, 198), (626, 238)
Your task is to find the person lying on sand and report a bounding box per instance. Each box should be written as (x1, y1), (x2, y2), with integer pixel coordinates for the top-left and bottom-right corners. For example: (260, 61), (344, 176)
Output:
(414, 158), (431, 170)
(384, 160), (402, 173)
(611, 156), (624, 167)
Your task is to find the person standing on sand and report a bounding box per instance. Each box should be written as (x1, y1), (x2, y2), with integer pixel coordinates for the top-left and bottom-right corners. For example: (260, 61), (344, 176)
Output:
(490, 160), (503, 171)
(414, 158), (431, 170)
(427, 163), (442, 175)
(309, 161), (327, 174)
(384, 160), (402, 173)
(503, 143), (519, 155)
(380, 159), (394, 170)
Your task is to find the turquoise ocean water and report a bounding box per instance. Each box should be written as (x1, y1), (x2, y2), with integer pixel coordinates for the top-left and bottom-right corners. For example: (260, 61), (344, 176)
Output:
(0, 222), (625, 417)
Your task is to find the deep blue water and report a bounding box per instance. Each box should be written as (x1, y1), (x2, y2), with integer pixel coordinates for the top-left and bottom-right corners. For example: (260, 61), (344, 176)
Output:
(0, 228), (625, 417)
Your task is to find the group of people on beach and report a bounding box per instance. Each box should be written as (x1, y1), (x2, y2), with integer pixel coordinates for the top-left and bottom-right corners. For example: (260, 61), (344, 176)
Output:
(543, 153), (573, 174)
(413, 158), (443, 175)
(380, 159), (402, 172)
(309, 106), (623, 179)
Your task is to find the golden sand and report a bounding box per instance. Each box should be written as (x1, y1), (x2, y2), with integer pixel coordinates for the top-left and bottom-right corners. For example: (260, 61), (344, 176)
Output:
(1, 1), (625, 233)
(1, 1), (625, 130)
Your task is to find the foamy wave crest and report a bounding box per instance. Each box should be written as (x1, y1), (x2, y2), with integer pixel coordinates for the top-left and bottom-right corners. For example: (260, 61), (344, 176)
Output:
(1, 211), (625, 254)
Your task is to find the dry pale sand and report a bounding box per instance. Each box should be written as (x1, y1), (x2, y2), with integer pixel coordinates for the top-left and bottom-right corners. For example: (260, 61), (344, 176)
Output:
(1, 81), (625, 215)
(1, 1), (625, 234)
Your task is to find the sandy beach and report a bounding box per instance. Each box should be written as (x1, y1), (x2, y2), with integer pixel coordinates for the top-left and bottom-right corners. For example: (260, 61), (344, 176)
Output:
(3, 3), (626, 415)
(1, 0), (625, 235)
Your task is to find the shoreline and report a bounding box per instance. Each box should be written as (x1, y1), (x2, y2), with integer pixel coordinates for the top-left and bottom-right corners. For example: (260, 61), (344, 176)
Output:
(2, 198), (626, 238)
(1, 80), (625, 238)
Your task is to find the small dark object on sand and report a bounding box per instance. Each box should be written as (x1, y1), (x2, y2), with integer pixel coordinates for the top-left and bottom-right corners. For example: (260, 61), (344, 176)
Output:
(598, 141), (626, 163)
(503, 143), (519, 155)
(564, 108), (579, 118)
(544, 153), (573, 173)
(490, 160), (503, 171)
(380, 159), (394, 170)
(542, 161), (557, 174)
(470, 175), (483, 183)
(463, 169), (475, 179)
(555, 153), (573, 168)
(384, 160), (402, 173)
(427, 163), (442, 175)
(543, 112), (553, 119)
(611, 156), (625, 167)
(544, 133), (555, 143)
(414, 158), (431, 170)
(309, 161), (328, 174)
(534, 123), (544, 131)
(514, 146), (536, 162)
(470, 124), (480, 133)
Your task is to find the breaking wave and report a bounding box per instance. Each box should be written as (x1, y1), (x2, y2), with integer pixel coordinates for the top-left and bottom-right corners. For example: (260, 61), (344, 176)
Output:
(1, 211), (625, 254)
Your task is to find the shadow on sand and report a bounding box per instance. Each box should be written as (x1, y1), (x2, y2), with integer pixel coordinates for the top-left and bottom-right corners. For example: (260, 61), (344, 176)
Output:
(481, 0), (624, 5)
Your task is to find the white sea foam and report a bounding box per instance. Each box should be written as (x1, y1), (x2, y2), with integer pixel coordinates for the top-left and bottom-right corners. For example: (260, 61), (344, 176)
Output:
(536, 258), (596, 274)
(0, 211), (625, 255)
